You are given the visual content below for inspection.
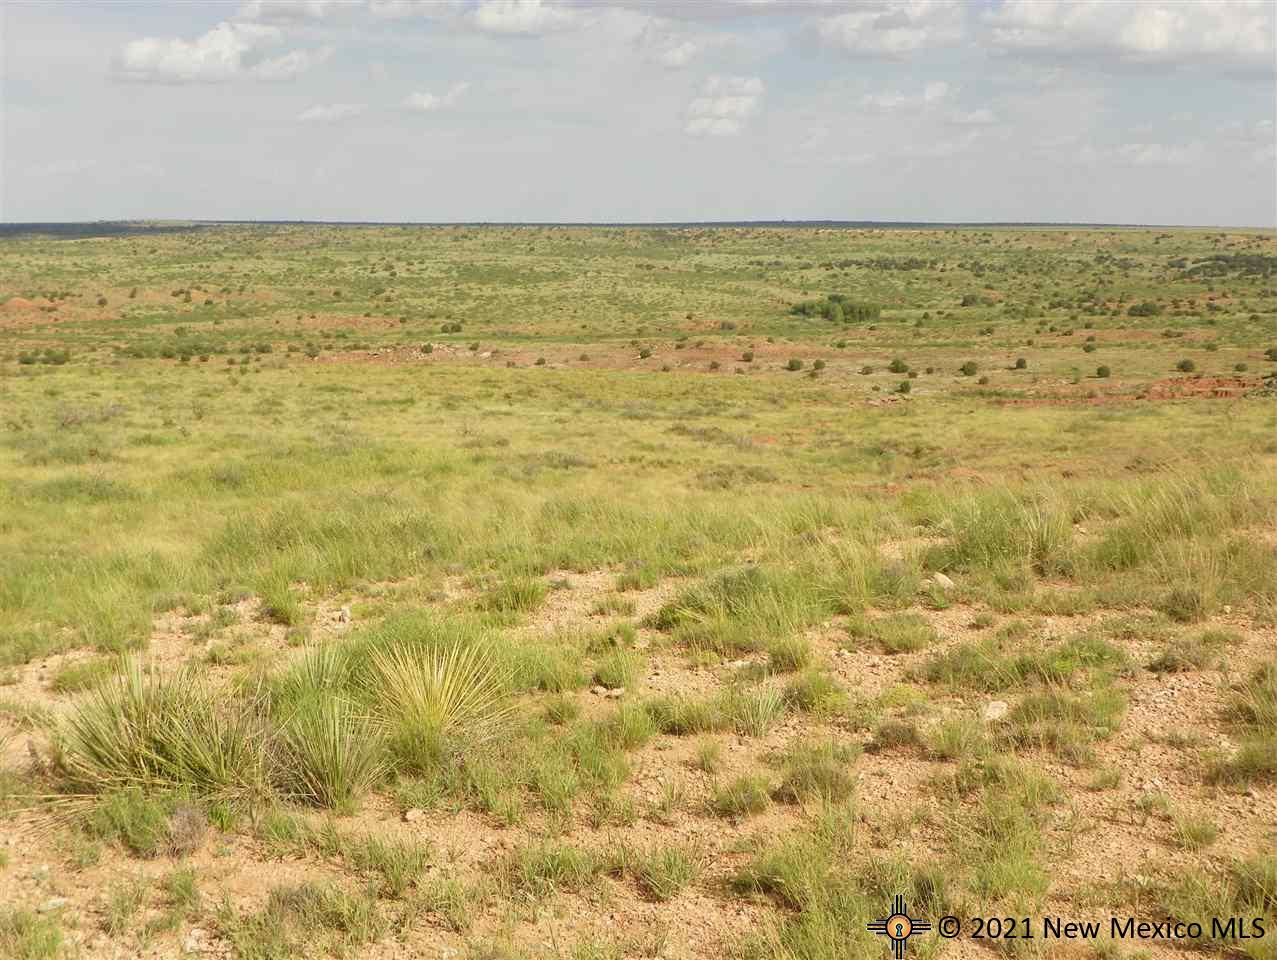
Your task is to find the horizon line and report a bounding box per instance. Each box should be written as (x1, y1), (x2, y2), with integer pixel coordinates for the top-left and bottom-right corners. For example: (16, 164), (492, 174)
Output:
(2, 218), (1274, 231)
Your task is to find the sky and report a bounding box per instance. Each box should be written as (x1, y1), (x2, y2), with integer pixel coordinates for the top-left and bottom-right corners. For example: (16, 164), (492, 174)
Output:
(1, 0), (1274, 226)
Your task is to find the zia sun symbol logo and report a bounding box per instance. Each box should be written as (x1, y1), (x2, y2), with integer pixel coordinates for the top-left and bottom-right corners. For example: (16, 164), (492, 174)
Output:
(867, 894), (933, 958)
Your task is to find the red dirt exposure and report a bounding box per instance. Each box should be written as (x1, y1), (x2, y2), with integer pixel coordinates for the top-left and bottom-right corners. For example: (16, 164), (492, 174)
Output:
(999, 376), (1263, 408)
(1141, 375), (1259, 400)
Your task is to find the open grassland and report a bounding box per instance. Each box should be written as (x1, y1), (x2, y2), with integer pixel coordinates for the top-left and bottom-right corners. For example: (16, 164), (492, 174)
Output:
(0, 224), (1275, 960)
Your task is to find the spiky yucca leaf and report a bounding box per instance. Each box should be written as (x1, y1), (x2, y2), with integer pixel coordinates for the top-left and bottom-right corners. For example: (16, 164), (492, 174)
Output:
(57, 658), (270, 801)
(367, 641), (511, 768)
(278, 697), (385, 812)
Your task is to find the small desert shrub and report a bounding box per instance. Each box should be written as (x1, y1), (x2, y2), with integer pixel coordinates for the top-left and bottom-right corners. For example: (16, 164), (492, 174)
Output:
(786, 358), (803, 371)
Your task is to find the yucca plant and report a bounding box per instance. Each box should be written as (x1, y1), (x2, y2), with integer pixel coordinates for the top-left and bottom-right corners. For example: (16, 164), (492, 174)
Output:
(277, 697), (385, 812)
(366, 641), (511, 771)
(57, 658), (270, 802)
(271, 643), (351, 715)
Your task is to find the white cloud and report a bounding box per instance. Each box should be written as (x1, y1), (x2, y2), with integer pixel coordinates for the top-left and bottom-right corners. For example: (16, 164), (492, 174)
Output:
(658, 40), (698, 67)
(236, 0), (335, 24)
(860, 80), (950, 112)
(298, 103), (365, 123)
(818, 1), (966, 56)
(1114, 141), (1204, 167)
(685, 75), (763, 136)
(987, 0), (1275, 67)
(473, 0), (575, 34)
(367, 0), (466, 19)
(948, 107), (996, 125)
(254, 45), (334, 81)
(404, 82), (471, 111)
(115, 21), (328, 83)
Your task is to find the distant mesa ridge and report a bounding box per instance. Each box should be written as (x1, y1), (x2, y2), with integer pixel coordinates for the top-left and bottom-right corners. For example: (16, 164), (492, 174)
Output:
(0, 218), (1252, 240)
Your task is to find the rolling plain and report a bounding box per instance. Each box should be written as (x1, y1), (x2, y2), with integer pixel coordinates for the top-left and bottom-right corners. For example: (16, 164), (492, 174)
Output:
(0, 223), (1274, 960)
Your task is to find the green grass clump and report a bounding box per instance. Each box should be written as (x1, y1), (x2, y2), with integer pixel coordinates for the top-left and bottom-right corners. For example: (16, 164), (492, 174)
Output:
(592, 649), (644, 690)
(724, 686), (786, 737)
(1157, 857), (1276, 959)
(50, 656), (118, 694)
(650, 566), (830, 657)
(642, 694), (725, 736)
(216, 882), (387, 960)
(782, 670), (848, 716)
(477, 577), (548, 614)
(1147, 629), (1236, 673)
(0, 908), (63, 960)
(767, 637), (812, 672)
(926, 492), (1074, 578)
(919, 630), (1126, 692)
(634, 846), (699, 901)
(860, 612), (937, 654)
(503, 842), (599, 899)
(82, 787), (171, 857)
(1171, 814), (1220, 850)
(1003, 684), (1126, 763)
(865, 718), (923, 754)
(1209, 662), (1277, 787)
(772, 740), (858, 803)
(711, 774), (772, 818)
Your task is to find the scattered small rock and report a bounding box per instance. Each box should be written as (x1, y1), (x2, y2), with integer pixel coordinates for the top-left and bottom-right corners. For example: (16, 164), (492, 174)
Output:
(982, 700), (1009, 722)
(604, 687), (625, 699)
(933, 572), (955, 589)
(37, 897), (69, 913)
(402, 808), (426, 823)
(591, 685), (607, 696)
(183, 927), (210, 954)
